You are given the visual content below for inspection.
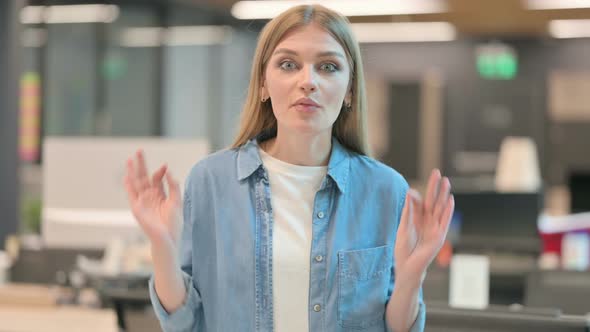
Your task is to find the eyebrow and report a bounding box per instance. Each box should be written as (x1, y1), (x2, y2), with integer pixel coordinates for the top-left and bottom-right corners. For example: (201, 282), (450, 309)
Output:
(272, 48), (346, 59)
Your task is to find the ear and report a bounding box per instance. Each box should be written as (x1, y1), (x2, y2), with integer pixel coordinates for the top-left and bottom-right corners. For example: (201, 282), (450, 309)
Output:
(344, 90), (352, 106)
(260, 83), (269, 100)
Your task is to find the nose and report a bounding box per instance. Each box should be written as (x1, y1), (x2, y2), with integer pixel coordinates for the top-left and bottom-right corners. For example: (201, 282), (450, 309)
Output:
(299, 65), (317, 93)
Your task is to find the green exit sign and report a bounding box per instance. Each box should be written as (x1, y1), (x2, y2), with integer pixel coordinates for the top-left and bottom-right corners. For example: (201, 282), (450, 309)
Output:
(476, 43), (518, 80)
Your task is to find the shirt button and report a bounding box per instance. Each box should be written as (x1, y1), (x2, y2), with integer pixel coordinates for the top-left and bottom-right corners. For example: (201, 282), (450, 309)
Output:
(313, 304), (321, 312)
(315, 255), (323, 262)
(317, 211), (325, 219)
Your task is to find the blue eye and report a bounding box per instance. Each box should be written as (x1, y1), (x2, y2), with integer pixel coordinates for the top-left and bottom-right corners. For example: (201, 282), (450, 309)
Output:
(320, 63), (338, 73)
(279, 61), (297, 71)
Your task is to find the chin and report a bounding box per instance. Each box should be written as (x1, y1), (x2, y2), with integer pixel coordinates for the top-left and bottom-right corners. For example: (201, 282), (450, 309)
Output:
(285, 121), (330, 136)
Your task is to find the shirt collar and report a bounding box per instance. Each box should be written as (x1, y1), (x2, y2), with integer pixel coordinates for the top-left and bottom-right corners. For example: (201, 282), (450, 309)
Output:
(236, 135), (351, 193)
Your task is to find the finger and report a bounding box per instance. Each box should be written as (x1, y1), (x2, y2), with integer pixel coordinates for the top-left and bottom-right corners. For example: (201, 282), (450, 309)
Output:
(166, 172), (181, 205)
(127, 158), (143, 195)
(125, 158), (139, 199)
(424, 169), (442, 215)
(398, 191), (412, 235)
(151, 164), (167, 196)
(432, 177), (451, 222)
(409, 189), (424, 229)
(439, 194), (455, 237)
(123, 174), (138, 201)
(135, 150), (150, 191)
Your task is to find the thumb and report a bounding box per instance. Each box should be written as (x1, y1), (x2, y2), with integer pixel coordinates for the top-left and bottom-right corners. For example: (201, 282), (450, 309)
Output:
(165, 172), (181, 206)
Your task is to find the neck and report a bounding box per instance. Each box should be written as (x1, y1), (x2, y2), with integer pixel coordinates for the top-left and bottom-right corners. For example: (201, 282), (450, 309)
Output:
(261, 127), (332, 166)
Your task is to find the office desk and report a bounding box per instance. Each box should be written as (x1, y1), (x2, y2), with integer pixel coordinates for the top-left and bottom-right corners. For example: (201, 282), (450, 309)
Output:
(0, 283), (57, 307)
(425, 303), (590, 332)
(0, 283), (118, 332)
(525, 269), (590, 315)
(0, 306), (118, 332)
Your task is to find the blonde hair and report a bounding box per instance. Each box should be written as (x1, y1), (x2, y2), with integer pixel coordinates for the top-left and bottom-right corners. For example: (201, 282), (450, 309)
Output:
(231, 4), (369, 156)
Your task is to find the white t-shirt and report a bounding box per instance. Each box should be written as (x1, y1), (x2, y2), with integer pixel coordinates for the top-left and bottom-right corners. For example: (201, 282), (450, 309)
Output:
(259, 147), (328, 332)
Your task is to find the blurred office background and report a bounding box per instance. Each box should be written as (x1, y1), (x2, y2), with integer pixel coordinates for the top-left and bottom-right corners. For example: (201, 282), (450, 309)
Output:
(1, 0), (590, 331)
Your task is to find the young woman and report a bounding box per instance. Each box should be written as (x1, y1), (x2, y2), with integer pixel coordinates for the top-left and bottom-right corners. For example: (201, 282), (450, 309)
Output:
(124, 4), (453, 332)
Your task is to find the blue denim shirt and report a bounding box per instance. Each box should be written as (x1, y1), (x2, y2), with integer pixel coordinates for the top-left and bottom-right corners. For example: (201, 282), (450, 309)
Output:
(149, 137), (426, 332)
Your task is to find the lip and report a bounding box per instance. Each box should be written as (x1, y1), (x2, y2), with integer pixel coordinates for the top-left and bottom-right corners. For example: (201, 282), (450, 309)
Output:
(293, 97), (320, 108)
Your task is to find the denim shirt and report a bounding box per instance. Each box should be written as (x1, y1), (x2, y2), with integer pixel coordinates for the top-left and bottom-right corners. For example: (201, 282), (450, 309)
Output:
(148, 137), (426, 332)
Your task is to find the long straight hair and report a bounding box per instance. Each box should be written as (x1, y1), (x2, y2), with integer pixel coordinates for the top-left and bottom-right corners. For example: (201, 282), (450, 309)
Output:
(231, 4), (369, 156)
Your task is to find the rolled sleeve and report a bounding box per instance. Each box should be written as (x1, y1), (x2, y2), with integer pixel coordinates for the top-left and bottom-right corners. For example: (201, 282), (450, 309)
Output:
(386, 284), (427, 332)
(408, 299), (426, 332)
(149, 271), (202, 332)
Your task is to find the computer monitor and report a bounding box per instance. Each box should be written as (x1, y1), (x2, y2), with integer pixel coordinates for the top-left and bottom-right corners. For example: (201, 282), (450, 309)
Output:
(453, 191), (543, 253)
(41, 137), (210, 249)
(569, 172), (590, 214)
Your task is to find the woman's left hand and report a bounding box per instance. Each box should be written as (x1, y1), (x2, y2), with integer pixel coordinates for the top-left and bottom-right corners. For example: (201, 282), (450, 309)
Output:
(394, 169), (455, 283)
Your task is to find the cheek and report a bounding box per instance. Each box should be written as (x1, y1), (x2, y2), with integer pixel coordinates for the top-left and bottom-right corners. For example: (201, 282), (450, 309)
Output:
(267, 75), (291, 103)
(270, 85), (298, 118)
(324, 80), (349, 107)
(269, 89), (289, 115)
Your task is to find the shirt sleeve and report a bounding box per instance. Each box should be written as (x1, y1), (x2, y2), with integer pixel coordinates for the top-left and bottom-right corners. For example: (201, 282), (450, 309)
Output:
(148, 172), (203, 332)
(149, 272), (203, 332)
(408, 290), (426, 332)
(389, 174), (426, 332)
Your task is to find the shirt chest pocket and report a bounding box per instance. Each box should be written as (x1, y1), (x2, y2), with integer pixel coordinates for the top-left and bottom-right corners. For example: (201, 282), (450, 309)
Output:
(337, 245), (393, 330)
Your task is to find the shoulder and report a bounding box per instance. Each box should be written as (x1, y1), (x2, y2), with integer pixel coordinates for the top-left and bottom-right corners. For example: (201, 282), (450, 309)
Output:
(349, 153), (409, 195)
(185, 147), (240, 184)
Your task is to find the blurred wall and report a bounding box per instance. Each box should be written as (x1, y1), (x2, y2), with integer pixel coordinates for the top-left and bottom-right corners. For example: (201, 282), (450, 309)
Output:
(361, 39), (590, 186)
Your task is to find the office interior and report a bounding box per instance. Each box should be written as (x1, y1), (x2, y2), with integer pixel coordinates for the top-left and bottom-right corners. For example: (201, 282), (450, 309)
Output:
(1, 0), (590, 331)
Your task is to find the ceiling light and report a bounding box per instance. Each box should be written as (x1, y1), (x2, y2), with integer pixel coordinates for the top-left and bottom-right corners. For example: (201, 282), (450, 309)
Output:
(549, 19), (590, 38)
(119, 26), (232, 47)
(351, 22), (456, 43)
(21, 5), (119, 24)
(524, 0), (590, 10)
(231, 0), (447, 20)
(119, 27), (164, 48)
(166, 26), (232, 46)
(20, 6), (44, 24)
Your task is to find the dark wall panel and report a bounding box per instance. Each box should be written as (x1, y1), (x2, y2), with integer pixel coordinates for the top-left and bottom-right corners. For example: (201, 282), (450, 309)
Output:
(0, 0), (23, 247)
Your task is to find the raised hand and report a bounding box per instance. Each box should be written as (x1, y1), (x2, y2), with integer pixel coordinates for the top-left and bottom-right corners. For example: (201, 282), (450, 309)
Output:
(123, 150), (183, 247)
(394, 169), (455, 281)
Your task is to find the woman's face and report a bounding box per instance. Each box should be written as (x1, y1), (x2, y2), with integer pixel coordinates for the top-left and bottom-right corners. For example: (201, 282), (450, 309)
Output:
(263, 23), (352, 136)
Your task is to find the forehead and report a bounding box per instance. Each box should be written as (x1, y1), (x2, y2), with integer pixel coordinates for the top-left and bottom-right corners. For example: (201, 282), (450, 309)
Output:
(274, 24), (346, 55)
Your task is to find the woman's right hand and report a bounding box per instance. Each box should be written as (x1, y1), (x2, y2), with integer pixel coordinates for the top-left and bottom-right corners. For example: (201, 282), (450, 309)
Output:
(124, 150), (183, 248)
